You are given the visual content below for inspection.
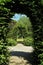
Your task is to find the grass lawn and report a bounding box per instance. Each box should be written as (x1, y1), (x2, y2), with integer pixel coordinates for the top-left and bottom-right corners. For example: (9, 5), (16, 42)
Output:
(17, 38), (24, 42)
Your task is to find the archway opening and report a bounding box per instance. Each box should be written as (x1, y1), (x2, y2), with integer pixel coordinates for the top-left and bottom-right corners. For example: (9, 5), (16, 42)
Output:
(7, 13), (35, 65)
(7, 13), (34, 46)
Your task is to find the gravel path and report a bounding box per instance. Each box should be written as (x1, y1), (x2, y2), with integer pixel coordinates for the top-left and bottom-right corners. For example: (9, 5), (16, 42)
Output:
(8, 43), (34, 65)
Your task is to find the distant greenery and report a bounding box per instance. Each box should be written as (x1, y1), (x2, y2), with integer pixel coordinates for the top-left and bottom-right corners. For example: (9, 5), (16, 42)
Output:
(17, 38), (24, 43)
(13, 16), (33, 38)
(23, 37), (34, 46)
(6, 38), (17, 46)
(7, 16), (33, 46)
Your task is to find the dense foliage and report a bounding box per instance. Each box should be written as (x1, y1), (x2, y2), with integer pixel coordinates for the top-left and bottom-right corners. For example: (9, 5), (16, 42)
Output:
(0, 0), (10, 64)
(23, 37), (34, 46)
(0, 41), (9, 65)
(12, 16), (33, 38)
(0, 23), (9, 65)
(6, 38), (17, 46)
(0, 0), (43, 65)
(6, 16), (33, 46)
(7, 16), (33, 46)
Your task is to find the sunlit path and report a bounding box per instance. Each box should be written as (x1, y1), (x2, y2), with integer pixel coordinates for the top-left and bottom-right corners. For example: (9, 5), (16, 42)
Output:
(8, 43), (34, 65)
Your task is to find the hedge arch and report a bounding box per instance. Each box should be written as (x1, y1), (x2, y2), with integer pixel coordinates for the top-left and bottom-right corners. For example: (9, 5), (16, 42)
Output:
(0, 0), (43, 65)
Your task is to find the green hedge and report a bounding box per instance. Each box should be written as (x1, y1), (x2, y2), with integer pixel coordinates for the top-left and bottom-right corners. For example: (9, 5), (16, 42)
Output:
(0, 41), (9, 65)
(34, 41), (43, 65)
(38, 42), (43, 65)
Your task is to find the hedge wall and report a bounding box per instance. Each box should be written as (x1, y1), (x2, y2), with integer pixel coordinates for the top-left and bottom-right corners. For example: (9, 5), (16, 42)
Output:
(0, 22), (9, 65)
(0, 0), (43, 65)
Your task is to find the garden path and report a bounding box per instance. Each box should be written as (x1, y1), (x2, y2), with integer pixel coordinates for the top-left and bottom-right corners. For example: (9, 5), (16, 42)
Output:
(8, 43), (34, 65)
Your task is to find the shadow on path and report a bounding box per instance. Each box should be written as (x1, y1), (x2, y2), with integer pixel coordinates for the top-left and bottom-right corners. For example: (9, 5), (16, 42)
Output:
(10, 51), (35, 65)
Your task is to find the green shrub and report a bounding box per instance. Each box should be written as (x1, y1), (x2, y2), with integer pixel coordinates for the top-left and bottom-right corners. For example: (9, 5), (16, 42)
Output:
(0, 41), (9, 65)
(38, 42), (43, 65)
(23, 37), (34, 46)
(38, 53), (43, 61)
(39, 62), (43, 65)
(6, 38), (17, 46)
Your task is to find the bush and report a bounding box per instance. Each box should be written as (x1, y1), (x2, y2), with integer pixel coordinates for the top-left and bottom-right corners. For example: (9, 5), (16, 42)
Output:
(38, 42), (43, 65)
(34, 41), (43, 65)
(23, 37), (34, 46)
(6, 38), (17, 46)
(38, 53), (43, 65)
(0, 41), (9, 65)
